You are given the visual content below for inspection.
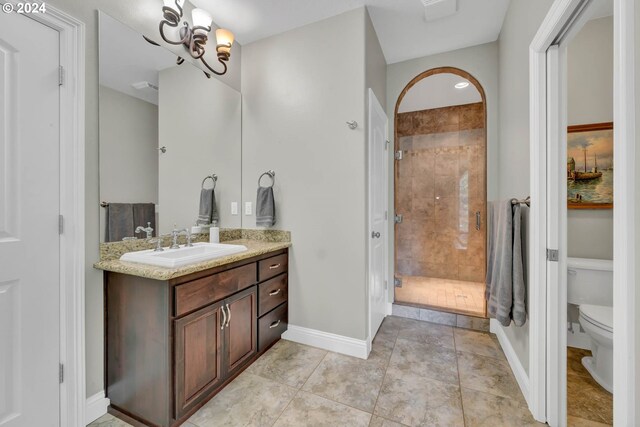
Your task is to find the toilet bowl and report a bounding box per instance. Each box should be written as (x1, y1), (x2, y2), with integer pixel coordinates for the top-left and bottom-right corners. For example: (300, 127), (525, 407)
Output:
(578, 304), (613, 393)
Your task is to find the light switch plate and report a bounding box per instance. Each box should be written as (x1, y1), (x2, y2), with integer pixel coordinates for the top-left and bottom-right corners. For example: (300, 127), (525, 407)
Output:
(231, 202), (238, 215)
(244, 202), (252, 215)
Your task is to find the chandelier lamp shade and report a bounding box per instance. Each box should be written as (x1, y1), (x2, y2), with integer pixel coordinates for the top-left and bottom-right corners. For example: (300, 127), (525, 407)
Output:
(158, 0), (234, 77)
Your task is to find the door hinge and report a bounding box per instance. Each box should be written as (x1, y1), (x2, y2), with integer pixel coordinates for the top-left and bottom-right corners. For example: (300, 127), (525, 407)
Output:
(547, 249), (559, 262)
(394, 277), (403, 288)
(394, 150), (403, 160)
(384, 280), (388, 290)
(385, 139), (390, 150)
(58, 65), (64, 86)
(58, 215), (64, 234)
(59, 363), (64, 383)
(394, 214), (403, 224)
(384, 211), (388, 220)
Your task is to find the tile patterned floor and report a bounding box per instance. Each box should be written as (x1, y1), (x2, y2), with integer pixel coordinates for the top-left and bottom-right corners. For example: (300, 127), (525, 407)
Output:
(567, 347), (613, 426)
(395, 276), (486, 317)
(89, 316), (541, 427)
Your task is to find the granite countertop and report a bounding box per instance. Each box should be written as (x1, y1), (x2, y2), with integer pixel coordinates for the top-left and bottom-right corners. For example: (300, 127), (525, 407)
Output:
(94, 239), (291, 281)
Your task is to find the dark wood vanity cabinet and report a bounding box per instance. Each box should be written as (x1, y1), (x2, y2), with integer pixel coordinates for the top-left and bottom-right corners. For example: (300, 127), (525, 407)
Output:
(104, 249), (288, 427)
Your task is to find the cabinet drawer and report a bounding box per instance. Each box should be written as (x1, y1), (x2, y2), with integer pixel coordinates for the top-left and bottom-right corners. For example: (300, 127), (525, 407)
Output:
(258, 254), (288, 282)
(175, 263), (257, 317)
(258, 303), (288, 352)
(258, 274), (288, 317)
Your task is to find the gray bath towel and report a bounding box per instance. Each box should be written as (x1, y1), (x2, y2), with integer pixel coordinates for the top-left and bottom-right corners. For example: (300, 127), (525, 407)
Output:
(106, 203), (134, 242)
(486, 199), (527, 327)
(256, 187), (276, 227)
(133, 203), (156, 237)
(197, 188), (218, 225)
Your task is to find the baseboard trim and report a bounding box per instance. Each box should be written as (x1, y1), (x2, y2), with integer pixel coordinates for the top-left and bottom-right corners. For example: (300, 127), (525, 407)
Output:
(282, 325), (368, 359)
(85, 391), (110, 425)
(490, 319), (530, 407)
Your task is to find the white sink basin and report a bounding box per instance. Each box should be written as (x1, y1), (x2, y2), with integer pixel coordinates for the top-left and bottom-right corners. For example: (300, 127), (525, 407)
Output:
(120, 242), (248, 268)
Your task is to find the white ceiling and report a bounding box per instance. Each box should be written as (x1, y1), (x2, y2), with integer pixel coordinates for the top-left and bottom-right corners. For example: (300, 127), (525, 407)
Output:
(99, 13), (177, 105)
(190, 0), (511, 64)
(398, 73), (481, 112)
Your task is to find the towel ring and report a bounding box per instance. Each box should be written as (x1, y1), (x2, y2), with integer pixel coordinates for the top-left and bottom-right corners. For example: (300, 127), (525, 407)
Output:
(258, 170), (275, 188)
(202, 174), (217, 190)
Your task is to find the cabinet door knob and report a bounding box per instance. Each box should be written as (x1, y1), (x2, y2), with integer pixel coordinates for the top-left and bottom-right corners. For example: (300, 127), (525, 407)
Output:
(269, 320), (281, 329)
(371, 231), (381, 239)
(269, 289), (282, 296)
(220, 305), (227, 330)
(269, 263), (281, 270)
(225, 304), (231, 327)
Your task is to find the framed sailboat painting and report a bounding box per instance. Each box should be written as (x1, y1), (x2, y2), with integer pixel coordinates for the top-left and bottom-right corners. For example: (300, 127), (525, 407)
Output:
(567, 122), (613, 209)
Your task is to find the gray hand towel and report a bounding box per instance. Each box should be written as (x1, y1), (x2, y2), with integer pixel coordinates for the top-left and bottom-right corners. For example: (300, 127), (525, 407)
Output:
(511, 202), (527, 326)
(197, 188), (218, 225)
(256, 187), (276, 227)
(485, 200), (513, 326)
(106, 203), (134, 242)
(486, 199), (527, 327)
(133, 203), (156, 237)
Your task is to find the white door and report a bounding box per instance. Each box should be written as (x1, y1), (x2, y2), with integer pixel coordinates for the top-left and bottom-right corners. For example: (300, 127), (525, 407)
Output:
(368, 89), (389, 343)
(0, 11), (61, 427)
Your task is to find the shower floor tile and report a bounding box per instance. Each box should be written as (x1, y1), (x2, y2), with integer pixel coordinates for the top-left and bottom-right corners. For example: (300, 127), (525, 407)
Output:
(395, 275), (486, 317)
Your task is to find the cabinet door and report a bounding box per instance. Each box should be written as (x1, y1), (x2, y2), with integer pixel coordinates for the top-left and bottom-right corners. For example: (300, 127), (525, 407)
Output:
(224, 286), (258, 375)
(174, 301), (223, 418)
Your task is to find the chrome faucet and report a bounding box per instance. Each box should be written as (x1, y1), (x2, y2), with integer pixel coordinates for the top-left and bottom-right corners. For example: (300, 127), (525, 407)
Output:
(171, 227), (193, 249)
(135, 222), (154, 239)
(148, 237), (164, 252)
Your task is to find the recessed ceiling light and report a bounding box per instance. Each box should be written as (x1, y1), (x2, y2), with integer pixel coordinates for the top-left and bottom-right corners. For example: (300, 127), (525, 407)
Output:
(455, 81), (470, 89)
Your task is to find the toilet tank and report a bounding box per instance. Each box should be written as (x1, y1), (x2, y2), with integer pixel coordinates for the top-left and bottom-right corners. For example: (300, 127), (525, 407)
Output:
(567, 257), (613, 306)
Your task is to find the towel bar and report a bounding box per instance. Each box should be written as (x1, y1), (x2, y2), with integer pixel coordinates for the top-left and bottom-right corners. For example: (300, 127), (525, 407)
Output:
(511, 196), (531, 207)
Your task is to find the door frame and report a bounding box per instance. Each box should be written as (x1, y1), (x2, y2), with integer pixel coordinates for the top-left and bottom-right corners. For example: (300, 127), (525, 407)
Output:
(27, 5), (86, 426)
(367, 88), (389, 347)
(529, 0), (636, 424)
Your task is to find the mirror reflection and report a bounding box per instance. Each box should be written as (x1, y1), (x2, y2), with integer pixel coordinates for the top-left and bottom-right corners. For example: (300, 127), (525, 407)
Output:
(98, 12), (242, 242)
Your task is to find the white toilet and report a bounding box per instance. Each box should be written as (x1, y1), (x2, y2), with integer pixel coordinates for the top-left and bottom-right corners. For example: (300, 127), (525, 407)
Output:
(567, 257), (613, 393)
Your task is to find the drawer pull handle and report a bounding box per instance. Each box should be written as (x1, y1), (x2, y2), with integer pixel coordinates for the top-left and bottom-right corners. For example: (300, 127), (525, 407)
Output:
(220, 306), (227, 330)
(269, 289), (282, 296)
(225, 304), (231, 327)
(269, 263), (281, 270)
(269, 320), (281, 329)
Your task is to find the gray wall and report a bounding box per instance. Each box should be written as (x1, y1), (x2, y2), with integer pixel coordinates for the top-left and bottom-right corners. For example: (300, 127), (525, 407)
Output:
(241, 8), (370, 340)
(158, 65), (242, 234)
(365, 9), (387, 112)
(386, 41), (500, 303)
(98, 86), (158, 238)
(46, 0), (242, 397)
(497, 0), (555, 376)
(567, 16), (614, 260)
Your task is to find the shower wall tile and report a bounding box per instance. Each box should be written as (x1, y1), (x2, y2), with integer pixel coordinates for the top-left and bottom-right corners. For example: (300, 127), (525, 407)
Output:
(395, 103), (486, 284)
(458, 265), (485, 283)
(397, 103), (484, 138)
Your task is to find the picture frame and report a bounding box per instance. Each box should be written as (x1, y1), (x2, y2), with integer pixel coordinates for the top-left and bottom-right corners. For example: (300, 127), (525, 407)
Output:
(567, 122), (614, 209)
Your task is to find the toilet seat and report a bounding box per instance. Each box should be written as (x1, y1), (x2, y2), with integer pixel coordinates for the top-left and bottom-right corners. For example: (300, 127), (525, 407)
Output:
(579, 304), (613, 333)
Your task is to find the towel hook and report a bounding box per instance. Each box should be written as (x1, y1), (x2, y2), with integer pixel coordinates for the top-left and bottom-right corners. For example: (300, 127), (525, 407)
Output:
(201, 174), (217, 190)
(258, 170), (275, 188)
